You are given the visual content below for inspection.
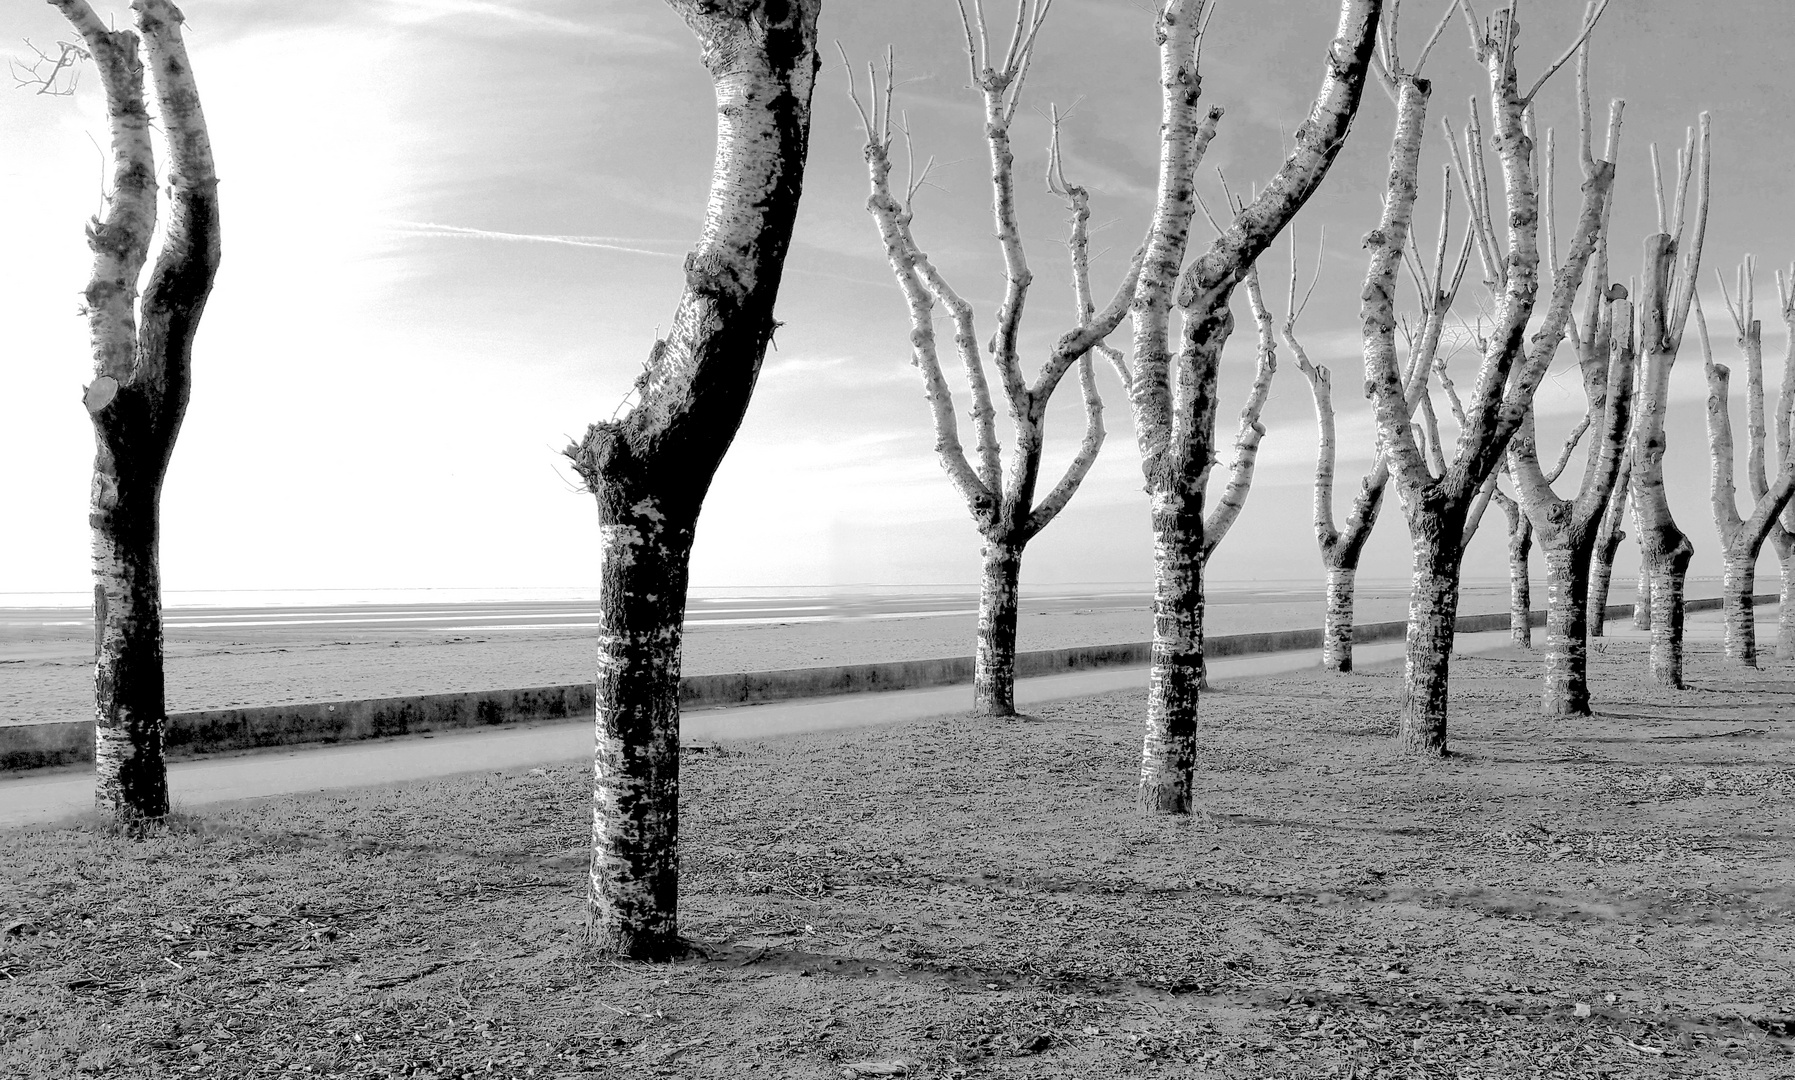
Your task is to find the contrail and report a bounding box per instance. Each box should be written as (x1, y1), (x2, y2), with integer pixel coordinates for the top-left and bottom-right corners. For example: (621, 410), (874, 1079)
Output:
(388, 220), (680, 259)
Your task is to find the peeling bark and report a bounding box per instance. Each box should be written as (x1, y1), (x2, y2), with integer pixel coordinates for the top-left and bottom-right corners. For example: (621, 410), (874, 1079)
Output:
(567, 0), (821, 960)
(52, 0), (221, 822)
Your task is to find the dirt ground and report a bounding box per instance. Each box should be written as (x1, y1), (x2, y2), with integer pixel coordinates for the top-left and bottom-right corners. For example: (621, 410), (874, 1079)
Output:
(2, 635), (1791, 1079)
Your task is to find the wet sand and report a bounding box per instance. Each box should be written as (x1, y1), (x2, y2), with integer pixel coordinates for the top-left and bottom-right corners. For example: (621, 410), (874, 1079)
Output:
(1, 580), (1584, 725)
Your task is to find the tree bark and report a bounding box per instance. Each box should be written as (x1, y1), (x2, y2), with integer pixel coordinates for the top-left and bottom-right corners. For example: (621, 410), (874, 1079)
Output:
(586, 507), (693, 958)
(1721, 551), (1759, 667)
(1401, 520), (1465, 755)
(569, 0), (820, 960)
(1779, 546), (1795, 661)
(1632, 553), (1653, 630)
(1322, 564), (1357, 672)
(1647, 553), (1690, 685)
(972, 539), (1023, 716)
(1540, 545), (1593, 715)
(1139, 479), (1204, 814)
(1587, 458), (1629, 637)
(1500, 496), (1533, 647)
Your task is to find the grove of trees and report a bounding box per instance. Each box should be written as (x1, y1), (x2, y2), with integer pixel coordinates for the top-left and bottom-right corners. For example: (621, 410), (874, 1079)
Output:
(29, 0), (1790, 968)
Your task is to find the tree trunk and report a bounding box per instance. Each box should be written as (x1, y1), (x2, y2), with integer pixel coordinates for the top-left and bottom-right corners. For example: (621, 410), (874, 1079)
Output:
(1508, 520), (1533, 648)
(1401, 529), (1463, 756)
(1540, 544), (1594, 715)
(1322, 563), (1357, 672)
(1645, 540), (1692, 687)
(1632, 557), (1653, 629)
(1780, 544), (1795, 662)
(585, 500), (694, 960)
(569, 0), (820, 961)
(1722, 550), (1759, 667)
(92, 432), (173, 820)
(1587, 524), (1623, 637)
(972, 539), (1023, 715)
(1139, 486), (1204, 814)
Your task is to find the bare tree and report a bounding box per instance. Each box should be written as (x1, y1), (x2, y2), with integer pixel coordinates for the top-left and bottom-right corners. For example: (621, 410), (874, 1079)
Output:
(47, 0), (221, 822)
(1700, 260), (1795, 667)
(562, 0), (821, 960)
(1286, 173), (1469, 673)
(1504, 65), (1638, 716)
(849, 4), (1139, 717)
(1360, 3), (1615, 754)
(1629, 116), (1711, 687)
(1121, 0), (1382, 814)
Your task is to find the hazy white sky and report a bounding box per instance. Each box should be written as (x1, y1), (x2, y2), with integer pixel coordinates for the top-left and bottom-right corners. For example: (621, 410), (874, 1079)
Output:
(2, 0), (1791, 597)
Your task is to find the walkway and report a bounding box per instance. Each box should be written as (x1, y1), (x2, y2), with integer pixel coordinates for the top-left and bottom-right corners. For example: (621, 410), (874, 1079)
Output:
(0, 614), (1737, 830)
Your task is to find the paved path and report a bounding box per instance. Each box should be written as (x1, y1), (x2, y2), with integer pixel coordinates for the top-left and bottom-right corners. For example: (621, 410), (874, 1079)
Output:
(0, 615), (1732, 830)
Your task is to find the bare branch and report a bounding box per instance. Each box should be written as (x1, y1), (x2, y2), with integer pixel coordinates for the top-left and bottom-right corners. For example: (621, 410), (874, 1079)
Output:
(1411, 0), (1458, 77)
(1520, 0), (1610, 106)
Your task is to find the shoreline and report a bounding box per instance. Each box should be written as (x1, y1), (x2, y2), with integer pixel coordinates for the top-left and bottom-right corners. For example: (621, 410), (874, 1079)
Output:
(5, 581), (1609, 726)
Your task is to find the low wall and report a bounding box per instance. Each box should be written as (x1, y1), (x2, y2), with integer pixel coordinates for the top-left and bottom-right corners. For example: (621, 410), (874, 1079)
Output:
(0, 593), (1765, 772)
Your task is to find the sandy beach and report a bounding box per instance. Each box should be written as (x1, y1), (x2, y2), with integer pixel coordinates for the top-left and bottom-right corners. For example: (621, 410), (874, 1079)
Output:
(4, 580), (1591, 725)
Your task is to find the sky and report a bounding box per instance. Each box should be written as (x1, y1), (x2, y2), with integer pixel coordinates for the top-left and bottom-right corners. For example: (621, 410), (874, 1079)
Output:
(2, 0), (1792, 600)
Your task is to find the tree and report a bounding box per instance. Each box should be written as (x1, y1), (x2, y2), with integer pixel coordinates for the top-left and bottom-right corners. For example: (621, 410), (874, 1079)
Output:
(1284, 184), (1469, 673)
(561, 0), (821, 961)
(1771, 267), (1795, 660)
(47, 0), (221, 823)
(1700, 260), (1795, 667)
(849, 4), (1139, 717)
(1502, 59), (1638, 716)
(1360, 3), (1615, 754)
(1122, 0), (1382, 813)
(1506, 284), (1635, 715)
(1629, 115), (1711, 688)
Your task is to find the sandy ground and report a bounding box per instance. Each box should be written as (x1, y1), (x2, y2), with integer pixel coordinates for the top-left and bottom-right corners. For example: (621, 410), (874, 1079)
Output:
(2, 582), (1533, 725)
(2, 627), (1790, 1079)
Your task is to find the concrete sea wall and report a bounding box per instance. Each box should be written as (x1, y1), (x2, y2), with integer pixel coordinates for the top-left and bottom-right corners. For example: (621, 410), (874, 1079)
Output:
(0, 596), (1759, 772)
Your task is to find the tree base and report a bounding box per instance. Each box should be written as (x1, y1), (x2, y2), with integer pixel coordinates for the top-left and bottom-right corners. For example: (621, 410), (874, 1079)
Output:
(583, 927), (694, 963)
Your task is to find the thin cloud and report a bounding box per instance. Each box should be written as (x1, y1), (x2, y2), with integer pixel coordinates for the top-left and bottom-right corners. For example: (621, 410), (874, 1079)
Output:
(379, 0), (672, 45)
(387, 220), (681, 259)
